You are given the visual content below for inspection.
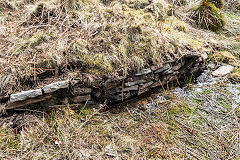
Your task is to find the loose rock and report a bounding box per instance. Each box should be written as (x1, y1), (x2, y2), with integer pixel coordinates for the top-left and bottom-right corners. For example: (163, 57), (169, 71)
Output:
(139, 81), (154, 89)
(125, 80), (146, 87)
(138, 88), (149, 95)
(154, 64), (171, 73)
(135, 68), (152, 76)
(10, 89), (42, 103)
(212, 65), (234, 77)
(43, 81), (69, 94)
(73, 95), (91, 103)
(73, 87), (92, 95)
(118, 85), (139, 93)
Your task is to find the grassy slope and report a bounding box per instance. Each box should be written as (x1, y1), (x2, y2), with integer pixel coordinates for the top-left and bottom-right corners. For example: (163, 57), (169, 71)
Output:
(0, 0), (215, 96)
(0, 0), (240, 159)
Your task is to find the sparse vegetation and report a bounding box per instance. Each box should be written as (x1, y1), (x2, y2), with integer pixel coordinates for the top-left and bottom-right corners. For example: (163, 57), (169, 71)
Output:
(1, 0), (240, 159)
(0, 0), (214, 96)
(213, 51), (236, 64)
(1, 83), (239, 159)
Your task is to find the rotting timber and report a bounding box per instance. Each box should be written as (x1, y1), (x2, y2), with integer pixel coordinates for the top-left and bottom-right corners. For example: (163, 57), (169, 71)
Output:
(0, 53), (205, 113)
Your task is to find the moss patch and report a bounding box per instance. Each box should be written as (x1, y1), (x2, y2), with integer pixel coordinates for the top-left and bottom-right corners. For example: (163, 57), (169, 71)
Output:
(208, 0), (224, 8)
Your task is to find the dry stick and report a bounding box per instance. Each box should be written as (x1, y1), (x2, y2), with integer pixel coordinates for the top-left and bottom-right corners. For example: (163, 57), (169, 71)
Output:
(33, 58), (36, 81)
(122, 69), (125, 102)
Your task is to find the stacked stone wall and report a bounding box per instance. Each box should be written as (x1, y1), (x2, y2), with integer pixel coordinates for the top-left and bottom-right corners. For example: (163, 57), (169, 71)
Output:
(0, 53), (205, 112)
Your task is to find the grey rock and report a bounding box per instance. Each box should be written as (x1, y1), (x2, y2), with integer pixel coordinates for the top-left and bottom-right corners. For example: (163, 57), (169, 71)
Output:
(117, 92), (131, 101)
(172, 62), (184, 71)
(73, 87), (92, 95)
(154, 64), (171, 73)
(135, 68), (152, 76)
(151, 66), (160, 71)
(105, 79), (120, 89)
(70, 80), (80, 86)
(164, 68), (174, 74)
(92, 79), (103, 87)
(43, 80), (69, 94)
(201, 53), (208, 60)
(73, 94), (91, 103)
(151, 81), (164, 88)
(139, 81), (154, 89)
(138, 88), (149, 95)
(125, 80), (146, 87)
(212, 65), (234, 77)
(118, 85), (139, 93)
(10, 89), (42, 103)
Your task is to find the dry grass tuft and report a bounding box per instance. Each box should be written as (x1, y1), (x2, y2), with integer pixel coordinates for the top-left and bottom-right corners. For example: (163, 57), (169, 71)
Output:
(191, 0), (225, 32)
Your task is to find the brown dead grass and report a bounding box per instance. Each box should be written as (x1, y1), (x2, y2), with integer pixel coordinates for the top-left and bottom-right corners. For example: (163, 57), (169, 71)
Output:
(0, 0), (214, 97)
(0, 83), (239, 159)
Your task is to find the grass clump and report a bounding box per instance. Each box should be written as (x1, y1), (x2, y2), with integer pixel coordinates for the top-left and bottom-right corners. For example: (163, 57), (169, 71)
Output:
(231, 67), (240, 81)
(192, 0), (226, 32)
(213, 51), (236, 64)
(83, 54), (114, 74)
(164, 16), (188, 32)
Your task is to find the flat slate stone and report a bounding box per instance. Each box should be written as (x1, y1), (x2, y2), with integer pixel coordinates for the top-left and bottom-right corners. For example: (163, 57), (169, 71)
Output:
(154, 64), (171, 73)
(73, 87), (92, 95)
(117, 92), (131, 101)
(73, 95), (91, 103)
(8, 94), (52, 109)
(212, 65), (234, 77)
(123, 85), (139, 92)
(164, 68), (174, 74)
(125, 80), (146, 87)
(10, 89), (43, 103)
(70, 80), (80, 86)
(118, 85), (139, 93)
(151, 81), (164, 88)
(139, 81), (154, 89)
(201, 53), (208, 60)
(172, 61), (184, 71)
(43, 80), (69, 94)
(135, 68), (152, 76)
(138, 88), (149, 95)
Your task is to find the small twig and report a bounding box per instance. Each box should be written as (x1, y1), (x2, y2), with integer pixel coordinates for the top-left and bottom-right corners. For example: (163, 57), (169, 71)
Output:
(122, 69), (125, 102)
